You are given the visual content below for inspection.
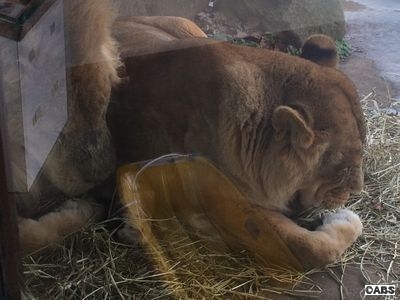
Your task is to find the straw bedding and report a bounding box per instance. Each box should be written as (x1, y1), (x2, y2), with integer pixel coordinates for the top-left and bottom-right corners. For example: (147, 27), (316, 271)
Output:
(23, 92), (400, 299)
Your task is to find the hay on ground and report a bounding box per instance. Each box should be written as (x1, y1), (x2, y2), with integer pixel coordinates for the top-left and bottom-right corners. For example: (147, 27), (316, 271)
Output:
(23, 92), (400, 299)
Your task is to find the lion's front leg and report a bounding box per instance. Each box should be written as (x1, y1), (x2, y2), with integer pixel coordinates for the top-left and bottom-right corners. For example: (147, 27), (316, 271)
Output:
(265, 209), (362, 269)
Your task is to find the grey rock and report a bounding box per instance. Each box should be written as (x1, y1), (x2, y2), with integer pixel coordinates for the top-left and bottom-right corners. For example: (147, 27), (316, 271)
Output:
(112, 0), (345, 41)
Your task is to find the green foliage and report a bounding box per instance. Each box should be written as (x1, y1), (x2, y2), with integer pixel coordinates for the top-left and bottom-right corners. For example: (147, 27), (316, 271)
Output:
(210, 32), (353, 61)
(207, 33), (230, 41)
(230, 37), (259, 48)
(335, 39), (352, 60)
(263, 32), (278, 46)
(287, 45), (301, 56)
(288, 38), (353, 59)
(208, 33), (259, 47)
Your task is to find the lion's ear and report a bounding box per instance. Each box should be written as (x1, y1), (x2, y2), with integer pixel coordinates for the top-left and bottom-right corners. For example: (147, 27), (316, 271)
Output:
(300, 34), (338, 68)
(272, 106), (314, 149)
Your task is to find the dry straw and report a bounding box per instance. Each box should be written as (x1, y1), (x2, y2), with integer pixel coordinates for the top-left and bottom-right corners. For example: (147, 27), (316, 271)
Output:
(23, 92), (400, 299)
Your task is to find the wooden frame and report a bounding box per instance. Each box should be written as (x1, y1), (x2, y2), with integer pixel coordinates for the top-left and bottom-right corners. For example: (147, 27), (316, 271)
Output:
(0, 130), (21, 299)
(0, 0), (55, 41)
(0, 1), (63, 297)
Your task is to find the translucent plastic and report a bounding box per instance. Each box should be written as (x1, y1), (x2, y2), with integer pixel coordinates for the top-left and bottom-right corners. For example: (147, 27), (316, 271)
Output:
(118, 155), (302, 278)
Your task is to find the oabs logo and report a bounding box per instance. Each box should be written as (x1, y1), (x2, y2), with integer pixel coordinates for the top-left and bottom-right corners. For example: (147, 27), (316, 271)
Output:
(365, 285), (396, 296)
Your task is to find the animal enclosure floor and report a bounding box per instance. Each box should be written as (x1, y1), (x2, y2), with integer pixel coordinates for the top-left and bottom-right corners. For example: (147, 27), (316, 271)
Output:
(23, 94), (400, 299)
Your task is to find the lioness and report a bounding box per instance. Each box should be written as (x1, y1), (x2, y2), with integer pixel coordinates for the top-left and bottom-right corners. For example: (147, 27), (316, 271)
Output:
(108, 18), (365, 269)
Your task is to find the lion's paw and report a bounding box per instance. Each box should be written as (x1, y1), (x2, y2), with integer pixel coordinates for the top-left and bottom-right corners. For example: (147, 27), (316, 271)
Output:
(320, 209), (363, 241)
(323, 209), (362, 228)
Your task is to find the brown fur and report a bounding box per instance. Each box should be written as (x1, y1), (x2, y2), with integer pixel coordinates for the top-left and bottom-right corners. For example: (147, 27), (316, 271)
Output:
(300, 34), (338, 68)
(108, 24), (365, 268)
(112, 16), (208, 58)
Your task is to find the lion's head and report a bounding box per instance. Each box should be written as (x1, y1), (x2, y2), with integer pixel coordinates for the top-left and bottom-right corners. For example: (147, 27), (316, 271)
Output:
(251, 37), (365, 214)
(270, 78), (364, 214)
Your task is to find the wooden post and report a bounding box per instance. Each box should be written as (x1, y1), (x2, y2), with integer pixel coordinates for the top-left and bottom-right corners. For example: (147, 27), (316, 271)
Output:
(0, 1), (62, 298)
(0, 130), (21, 299)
